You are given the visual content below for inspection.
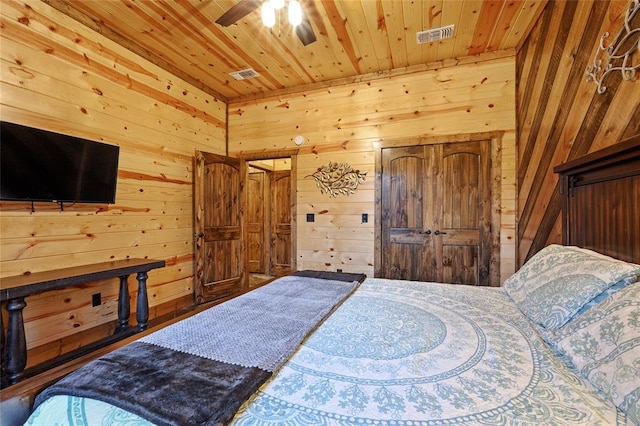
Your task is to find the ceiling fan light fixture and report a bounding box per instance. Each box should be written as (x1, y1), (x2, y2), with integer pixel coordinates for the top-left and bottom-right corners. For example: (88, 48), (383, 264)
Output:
(262, 1), (276, 27)
(288, 0), (302, 26)
(271, 0), (285, 11)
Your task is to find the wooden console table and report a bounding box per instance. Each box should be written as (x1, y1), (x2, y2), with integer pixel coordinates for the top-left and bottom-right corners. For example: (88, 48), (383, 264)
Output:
(0, 258), (165, 385)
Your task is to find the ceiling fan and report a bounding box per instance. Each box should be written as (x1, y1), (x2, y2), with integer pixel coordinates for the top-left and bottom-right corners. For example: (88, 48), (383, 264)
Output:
(215, 0), (317, 46)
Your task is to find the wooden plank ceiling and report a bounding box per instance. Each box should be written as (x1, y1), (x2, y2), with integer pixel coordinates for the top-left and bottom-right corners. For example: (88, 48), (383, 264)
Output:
(43, 0), (548, 103)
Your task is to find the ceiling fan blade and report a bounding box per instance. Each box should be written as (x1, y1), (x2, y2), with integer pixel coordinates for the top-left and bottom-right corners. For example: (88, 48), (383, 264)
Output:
(215, 0), (260, 26)
(295, 13), (316, 46)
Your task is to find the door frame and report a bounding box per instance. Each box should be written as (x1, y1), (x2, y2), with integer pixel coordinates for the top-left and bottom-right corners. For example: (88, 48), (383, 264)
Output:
(374, 132), (503, 283)
(239, 149), (299, 273)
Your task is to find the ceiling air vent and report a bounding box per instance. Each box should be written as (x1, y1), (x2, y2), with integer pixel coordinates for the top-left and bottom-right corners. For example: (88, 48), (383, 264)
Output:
(229, 68), (260, 80)
(416, 24), (455, 44)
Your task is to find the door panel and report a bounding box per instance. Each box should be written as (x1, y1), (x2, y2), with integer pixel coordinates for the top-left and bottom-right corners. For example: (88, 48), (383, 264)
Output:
(271, 170), (291, 275)
(437, 142), (491, 285)
(380, 141), (492, 285)
(194, 151), (246, 303)
(442, 246), (478, 284)
(382, 146), (434, 281)
(247, 171), (266, 273)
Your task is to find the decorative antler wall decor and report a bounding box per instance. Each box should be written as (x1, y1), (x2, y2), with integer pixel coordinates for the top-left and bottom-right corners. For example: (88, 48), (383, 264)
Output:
(306, 162), (367, 197)
(585, 0), (639, 94)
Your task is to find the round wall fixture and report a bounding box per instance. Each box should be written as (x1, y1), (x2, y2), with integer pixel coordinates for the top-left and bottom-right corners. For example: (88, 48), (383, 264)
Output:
(294, 135), (305, 146)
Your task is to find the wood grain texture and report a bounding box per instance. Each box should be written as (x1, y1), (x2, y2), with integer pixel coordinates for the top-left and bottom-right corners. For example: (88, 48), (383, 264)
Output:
(516, 0), (640, 265)
(247, 171), (267, 273)
(194, 152), (246, 303)
(555, 135), (640, 263)
(229, 58), (517, 281)
(271, 171), (293, 275)
(1, 0), (224, 366)
(41, 0), (547, 102)
(379, 139), (500, 285)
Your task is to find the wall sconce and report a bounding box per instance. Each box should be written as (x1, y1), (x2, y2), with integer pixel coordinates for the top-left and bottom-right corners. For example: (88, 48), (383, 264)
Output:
(585, 0), (639, 94)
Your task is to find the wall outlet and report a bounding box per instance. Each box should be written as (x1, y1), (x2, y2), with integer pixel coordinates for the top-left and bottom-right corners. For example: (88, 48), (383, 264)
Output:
(337, 269), (343, 273)
(92, 293), (101, 307)
(306, 213), (315, 222)
(361, 213), (368, 223)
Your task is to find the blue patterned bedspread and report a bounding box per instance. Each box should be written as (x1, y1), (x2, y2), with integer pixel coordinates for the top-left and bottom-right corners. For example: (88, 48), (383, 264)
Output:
(26, 278), (629, 425)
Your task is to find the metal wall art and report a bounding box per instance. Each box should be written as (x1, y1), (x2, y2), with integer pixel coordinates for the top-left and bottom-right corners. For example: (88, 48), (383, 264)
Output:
(306, 162), (367, 197)
(586, 0), (639, 94)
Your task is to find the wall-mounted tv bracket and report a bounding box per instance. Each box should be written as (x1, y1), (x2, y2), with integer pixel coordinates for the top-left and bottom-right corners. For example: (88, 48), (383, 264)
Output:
(28, 201), (77, 214)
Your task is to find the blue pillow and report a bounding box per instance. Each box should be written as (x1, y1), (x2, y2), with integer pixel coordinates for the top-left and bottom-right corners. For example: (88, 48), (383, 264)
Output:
(504, 245), (640, 330)
(544, 281), (640, 423)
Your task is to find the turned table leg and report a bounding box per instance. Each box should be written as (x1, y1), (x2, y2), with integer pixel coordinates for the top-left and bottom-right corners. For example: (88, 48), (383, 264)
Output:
(116, 275), (131, 333)
(136, 271), (149, 330)
(4, 297), (27, 384)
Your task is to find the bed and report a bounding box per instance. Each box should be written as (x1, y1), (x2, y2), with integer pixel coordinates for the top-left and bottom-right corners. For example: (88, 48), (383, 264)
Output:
(23, 136), (640, 426)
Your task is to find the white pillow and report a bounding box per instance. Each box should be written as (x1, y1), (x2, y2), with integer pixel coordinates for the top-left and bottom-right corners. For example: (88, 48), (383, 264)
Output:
(504, 245), (640, 330)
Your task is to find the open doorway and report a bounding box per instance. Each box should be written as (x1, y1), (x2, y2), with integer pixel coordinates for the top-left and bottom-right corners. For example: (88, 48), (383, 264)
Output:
(247, 157), (294, 287)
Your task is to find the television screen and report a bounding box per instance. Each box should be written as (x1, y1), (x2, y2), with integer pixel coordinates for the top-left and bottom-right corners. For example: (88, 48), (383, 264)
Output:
(0, 121), (120, 204)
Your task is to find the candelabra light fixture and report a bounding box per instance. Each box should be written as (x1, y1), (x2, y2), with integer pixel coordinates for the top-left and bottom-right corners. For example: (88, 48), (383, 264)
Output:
(585, 0), (640, 94)
(262, 0), (303, 29)
(215, 0), (316, 45)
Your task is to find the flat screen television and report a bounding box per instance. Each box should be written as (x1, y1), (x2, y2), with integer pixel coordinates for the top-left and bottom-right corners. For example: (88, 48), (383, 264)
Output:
(1, 121), (120, 204)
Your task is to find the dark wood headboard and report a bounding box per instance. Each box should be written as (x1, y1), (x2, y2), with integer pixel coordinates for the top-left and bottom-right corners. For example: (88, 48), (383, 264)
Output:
(554, 134), (640, 264)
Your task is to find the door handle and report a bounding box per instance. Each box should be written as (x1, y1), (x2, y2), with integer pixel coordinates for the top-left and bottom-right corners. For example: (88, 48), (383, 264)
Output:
(195, 232), (205, 238)
(433, 230), (447, 235)
(420, 229), (432, 235)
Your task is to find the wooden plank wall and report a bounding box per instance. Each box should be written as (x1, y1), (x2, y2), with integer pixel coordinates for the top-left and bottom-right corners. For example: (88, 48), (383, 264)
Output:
(0, 0), (226, 366)
(516, 0), (640, 266)
(228, 55), (518, 282)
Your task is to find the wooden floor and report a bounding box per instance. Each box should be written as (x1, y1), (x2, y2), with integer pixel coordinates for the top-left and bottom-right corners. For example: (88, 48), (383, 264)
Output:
(249, 273), (275, 287)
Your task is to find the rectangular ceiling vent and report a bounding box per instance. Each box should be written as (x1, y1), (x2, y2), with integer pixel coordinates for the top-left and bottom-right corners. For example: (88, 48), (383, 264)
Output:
(416, 24), (455, 44)
(229, 68), (260, 80)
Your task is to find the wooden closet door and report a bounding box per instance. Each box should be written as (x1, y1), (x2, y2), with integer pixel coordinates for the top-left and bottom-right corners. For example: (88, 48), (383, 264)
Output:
(380, 141), (492, 285)
(435, 142), (492, 285)
(381, 145), (435, 281)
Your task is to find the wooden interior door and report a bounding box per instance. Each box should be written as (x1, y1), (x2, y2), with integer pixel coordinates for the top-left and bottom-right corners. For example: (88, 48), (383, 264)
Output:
(194, 150), (246, 303)
(380, 141), (493, 285)
(436, 142), (492, 285)
(271, 170), (292, 275)
(381, 145), (434, 281)
(247, 171), (267, 273)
